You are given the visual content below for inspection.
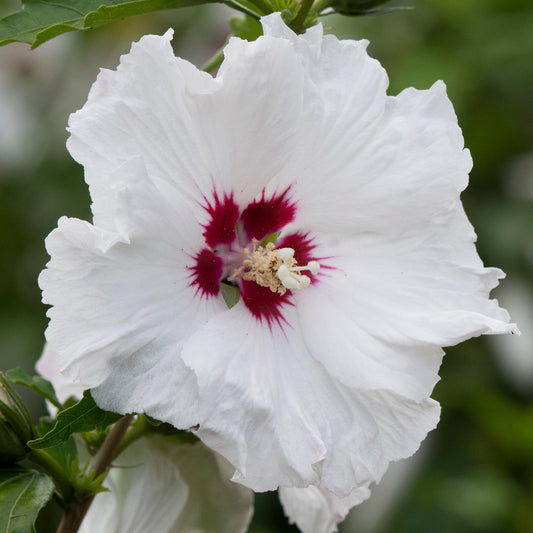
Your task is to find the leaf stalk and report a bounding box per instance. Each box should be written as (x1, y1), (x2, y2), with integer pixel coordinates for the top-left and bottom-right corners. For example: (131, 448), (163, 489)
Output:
(290, 0), (315, 33)
(28, 448), (74, 501)
(55, 415), (133, 533)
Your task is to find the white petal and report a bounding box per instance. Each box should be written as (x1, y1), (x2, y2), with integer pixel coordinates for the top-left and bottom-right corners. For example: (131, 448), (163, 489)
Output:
(92, 335), (200, 430)
(79, 437), (253, 533)
(157, 439), (254, 533)
(286, 81), (473, 237)
(67, 31), (217, 230)
(184, 12), (388, 204)
(324, 214), (515, 344)
(299, 284), (444, 402)
(79, 437), (188, 533)
(40, 216), (189, 386)
(490, 279), (533, 392)
(39, 160), (223, 387)
(279, 484), (371, 533)
(319, 389), (439, 496)
(292, 197), (517, 402)
(183, 305), (324, 491)
(262, 12), (387, 140)
(188, 30), (306, 203)
(182, 305), (440, 496)
(106, 156), (204, 250)
(36, 343), (87, 405)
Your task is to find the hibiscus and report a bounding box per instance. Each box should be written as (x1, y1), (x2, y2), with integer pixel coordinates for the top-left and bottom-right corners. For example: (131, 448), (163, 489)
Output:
(39, 12), (517, 504)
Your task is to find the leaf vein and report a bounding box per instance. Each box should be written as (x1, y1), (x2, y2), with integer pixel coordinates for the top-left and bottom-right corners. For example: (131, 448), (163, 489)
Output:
(39, 2), (86, 16)
(6, 473), (36, 532)
(0, 473), (26, 490)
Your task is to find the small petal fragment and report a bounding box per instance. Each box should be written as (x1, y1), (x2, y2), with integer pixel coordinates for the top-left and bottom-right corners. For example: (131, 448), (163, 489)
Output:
(280, 484), (371, 533)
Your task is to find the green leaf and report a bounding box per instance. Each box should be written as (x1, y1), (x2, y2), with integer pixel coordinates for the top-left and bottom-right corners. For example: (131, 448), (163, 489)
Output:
(260, 231), (279, 247)
(62, 396), (81, 410)
(0, 468), (54, 533)
(74, 468), (109, 497)
(28, 390), (121, 450)
(5, 367), (61, 409)
(229, 14), (263, 41)
(220, 282), (240, 309)
(0, 0), (222, 49)
(145, 414), (163, 426)
(35, 416), (78, 472)
(328, 0), (413, 17)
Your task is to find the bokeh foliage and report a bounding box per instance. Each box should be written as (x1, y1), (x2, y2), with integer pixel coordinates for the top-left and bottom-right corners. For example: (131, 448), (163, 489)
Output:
(0, 0), (531, 531)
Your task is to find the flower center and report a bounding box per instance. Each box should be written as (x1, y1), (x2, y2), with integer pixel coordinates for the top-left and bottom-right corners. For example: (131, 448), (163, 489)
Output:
(228, 238), (320, 295)
(189, 187), (322, 326)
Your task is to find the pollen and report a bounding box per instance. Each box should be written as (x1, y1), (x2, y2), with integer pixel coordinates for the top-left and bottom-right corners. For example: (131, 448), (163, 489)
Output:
(230, 239), (320, 295)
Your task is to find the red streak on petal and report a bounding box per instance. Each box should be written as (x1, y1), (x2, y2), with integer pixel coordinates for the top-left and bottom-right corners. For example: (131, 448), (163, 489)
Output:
(240, 280), (292, 329)
(240, 187), (297, 242)
(189, 248), (223, 297)
(277, 232), (317, 265)
(278, 231), (327, 284)
(202, 190), (239, 248)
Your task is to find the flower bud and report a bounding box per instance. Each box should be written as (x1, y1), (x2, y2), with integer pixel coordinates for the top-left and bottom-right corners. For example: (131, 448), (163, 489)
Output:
(0, 372), (34, 463)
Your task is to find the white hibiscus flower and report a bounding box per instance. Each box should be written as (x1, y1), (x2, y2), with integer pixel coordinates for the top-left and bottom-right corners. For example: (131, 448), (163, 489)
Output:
(39, 13), (518, 499)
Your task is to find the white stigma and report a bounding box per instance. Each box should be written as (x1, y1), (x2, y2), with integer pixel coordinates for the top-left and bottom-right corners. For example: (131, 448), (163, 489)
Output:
(277, 248), (320, 291)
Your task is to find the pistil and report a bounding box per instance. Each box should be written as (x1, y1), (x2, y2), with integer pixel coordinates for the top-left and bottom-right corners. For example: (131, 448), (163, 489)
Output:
(229, 239), (320, 295)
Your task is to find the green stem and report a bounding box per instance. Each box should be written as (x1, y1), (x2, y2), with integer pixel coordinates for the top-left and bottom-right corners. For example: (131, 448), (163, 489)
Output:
(236, 0), (266, 15)
(290, 0), (315, 33)
(202, 48), (225, 74)
(87, 415), (133, 477)
(56, 415), (133, 533)
(312, 0), (332, 14)
(116, 415), (153, 456)
(246, 0), (273, 14)
(225, 0), (261, 20)
(28, 448), (74, 501)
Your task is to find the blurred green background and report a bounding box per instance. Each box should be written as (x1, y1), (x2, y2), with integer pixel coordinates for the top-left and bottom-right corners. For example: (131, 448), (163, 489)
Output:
(0, 0), (531, 531)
